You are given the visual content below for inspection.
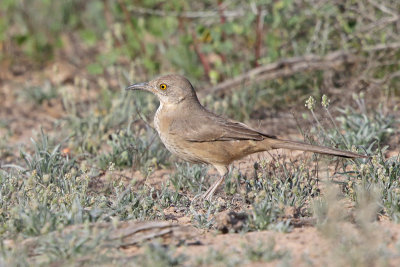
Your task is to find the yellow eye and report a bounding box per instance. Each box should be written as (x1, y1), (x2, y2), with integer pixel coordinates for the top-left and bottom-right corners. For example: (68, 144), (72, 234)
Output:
(159, 83), (167, 90)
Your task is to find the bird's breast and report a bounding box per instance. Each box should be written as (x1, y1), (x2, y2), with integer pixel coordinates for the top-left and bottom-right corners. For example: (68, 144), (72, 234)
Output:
(154, 104), (204, 163)
(154, 103), (173, 136)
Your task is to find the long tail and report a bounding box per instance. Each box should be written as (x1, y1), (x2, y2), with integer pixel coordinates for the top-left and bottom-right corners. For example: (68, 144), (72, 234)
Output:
(268, 138), (367, 158)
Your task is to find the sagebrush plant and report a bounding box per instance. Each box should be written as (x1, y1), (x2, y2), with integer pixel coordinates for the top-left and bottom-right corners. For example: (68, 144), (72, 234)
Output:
(331, 94), (395, 152)
(0, 131), (182, 239)
(169, 162), (209, 196)
(190, 202), (219, 229)
(250, 159), (319, 207)
(31, 226), (117, 266)
(307, 94), (399, 222)
(62, 85), (157, 155)
(249, 199), (288, 232)
(354, 153), (400, 222)
(19, 130), (76, 182)
(306, 94), (396, 154)
(98, 123), (170, 174)
(18, 81), (59, 105)
(223, 167), (244, 196)
(246, 158), (319, 231)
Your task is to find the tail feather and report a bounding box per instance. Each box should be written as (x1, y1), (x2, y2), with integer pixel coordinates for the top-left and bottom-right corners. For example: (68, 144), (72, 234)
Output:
(268, 138), (367, 158)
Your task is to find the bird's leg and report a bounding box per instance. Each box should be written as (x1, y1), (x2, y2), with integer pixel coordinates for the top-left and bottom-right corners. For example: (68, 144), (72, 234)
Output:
(202, 164), (229, 201)
(202, 165), (229, 201)
(202, 174), (225, 201)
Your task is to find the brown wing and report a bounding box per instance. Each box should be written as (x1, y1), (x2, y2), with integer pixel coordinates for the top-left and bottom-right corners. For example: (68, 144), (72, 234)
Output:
(168, 108), (276, 142)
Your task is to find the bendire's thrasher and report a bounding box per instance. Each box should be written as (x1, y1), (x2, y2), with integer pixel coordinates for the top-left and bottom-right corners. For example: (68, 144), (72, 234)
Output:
(126, 74), (366, 200)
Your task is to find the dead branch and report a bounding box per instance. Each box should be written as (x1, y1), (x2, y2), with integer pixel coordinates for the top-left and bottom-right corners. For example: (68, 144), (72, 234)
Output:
(127, 6), (247, 19)
(4, 221), (198, 255)
(204, 42), (400, 95)
(191, 30), (211, 81)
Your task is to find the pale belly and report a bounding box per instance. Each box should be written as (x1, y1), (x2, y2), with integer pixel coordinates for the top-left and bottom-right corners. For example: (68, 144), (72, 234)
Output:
(158, 132), (206, 163)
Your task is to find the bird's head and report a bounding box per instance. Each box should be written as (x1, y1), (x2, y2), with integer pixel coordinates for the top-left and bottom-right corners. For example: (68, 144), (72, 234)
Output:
(126, 74), (198, 105)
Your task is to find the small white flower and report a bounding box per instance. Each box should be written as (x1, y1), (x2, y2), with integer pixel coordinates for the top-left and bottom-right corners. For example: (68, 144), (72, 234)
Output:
(305, 96), (316, 110)
(321, 94), (330, 108)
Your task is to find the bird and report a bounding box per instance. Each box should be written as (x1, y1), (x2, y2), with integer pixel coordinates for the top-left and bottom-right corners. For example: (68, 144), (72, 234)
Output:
(126, 74), (366, 200)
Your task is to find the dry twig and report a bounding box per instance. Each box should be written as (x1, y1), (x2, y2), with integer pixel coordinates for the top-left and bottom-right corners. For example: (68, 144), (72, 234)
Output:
(205, 42), (400, 95)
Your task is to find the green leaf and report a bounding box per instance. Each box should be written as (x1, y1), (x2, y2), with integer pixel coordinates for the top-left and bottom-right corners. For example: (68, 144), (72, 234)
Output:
(87, 63), (103, 75)
(80, 30), (97, 46)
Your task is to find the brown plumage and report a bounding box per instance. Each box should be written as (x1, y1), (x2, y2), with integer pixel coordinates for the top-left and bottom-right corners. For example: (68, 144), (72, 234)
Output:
(126, 74), (367, 200)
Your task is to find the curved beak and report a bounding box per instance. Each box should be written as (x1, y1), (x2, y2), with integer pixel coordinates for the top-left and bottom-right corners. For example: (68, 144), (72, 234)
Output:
(125, 82), (150, 91)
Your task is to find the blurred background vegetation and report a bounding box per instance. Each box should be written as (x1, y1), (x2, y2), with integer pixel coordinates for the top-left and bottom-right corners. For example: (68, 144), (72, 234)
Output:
(1, 0), (399, 98)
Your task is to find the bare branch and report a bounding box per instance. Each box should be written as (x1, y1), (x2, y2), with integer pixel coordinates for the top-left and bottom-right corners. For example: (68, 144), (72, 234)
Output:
(205, 42), (400, 95)
(127, 6), (247, 19)
(363, 42), (400, 52)
(367, 0), (398, 17)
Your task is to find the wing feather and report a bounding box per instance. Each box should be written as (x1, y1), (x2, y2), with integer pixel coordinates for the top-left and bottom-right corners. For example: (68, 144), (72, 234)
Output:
(168, 109), (275, 142)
